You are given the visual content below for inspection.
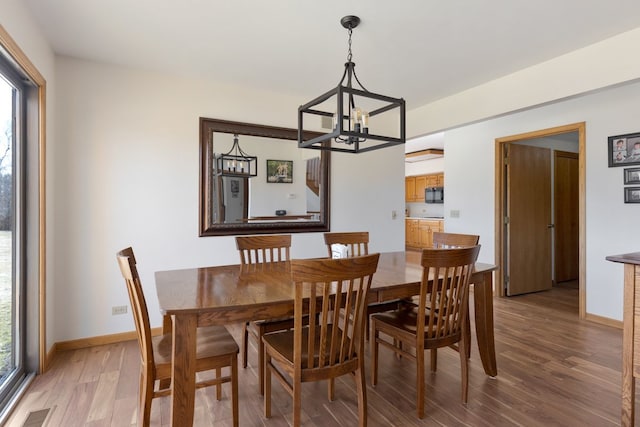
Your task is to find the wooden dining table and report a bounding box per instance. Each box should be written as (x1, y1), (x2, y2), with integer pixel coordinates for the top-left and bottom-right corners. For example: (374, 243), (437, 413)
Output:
(155, 251), (498, 427)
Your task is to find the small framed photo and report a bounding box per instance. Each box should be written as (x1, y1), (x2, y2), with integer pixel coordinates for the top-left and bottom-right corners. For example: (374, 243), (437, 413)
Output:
(624, 167), (640, 185)
(609, 132), (640, 167)
(624, 187), (640, 203)
(266, 159), (293, 183)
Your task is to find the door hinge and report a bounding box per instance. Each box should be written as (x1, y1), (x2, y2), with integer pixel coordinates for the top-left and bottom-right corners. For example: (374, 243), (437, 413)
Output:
(504, 216), (510, 225)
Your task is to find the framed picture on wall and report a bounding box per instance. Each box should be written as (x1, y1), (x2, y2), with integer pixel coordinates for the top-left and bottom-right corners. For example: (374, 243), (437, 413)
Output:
(624, 186), (640, 203)
(266, 159), (293, 183)
(624, 167), (640, 185)
(608, 132), (640, 167)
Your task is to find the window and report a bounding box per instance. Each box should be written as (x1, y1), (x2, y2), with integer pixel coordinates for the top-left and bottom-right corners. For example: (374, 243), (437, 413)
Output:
(0, 53), (27, 413)
(0, 31), (44, 420)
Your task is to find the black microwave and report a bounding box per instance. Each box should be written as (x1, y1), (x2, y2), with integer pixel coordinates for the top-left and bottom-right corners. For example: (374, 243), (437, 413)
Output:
(425, 187), (444, 203)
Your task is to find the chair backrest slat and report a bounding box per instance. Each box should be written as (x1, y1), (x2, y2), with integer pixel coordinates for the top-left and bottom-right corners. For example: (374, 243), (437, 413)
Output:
(291, 254), (380, 371)
(235, 235), (291, 273)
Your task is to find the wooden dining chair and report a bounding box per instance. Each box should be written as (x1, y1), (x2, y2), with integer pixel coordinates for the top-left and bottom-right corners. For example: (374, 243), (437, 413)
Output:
(432, 231), (479, 248)
(324, 231), (370, 257)
(236, 234), (291, 274)
(116, 247), (239, 427)
(263, 253), (380, 427)
(370, 245), (481, 419)
(430, 232), (479, 367)
(324, 232), (401, 339)
(235, 234), (293, 394)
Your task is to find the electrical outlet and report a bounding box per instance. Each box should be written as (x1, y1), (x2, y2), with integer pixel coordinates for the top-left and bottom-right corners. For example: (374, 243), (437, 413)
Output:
(112, 305), (127, 315)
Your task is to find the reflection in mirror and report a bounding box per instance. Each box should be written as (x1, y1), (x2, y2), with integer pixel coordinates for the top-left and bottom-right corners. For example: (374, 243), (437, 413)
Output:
(199, 118), (330, 236)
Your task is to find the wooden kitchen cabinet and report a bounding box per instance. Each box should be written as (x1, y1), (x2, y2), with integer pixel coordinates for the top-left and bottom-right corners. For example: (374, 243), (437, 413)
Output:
(405, 219), (420, 247)
(406, 173), (444, 202)
(405, 177), (416, 202)
(414, 176), (427, 202)
(405, 218), (443, 249)
(420, 219), (443, 248)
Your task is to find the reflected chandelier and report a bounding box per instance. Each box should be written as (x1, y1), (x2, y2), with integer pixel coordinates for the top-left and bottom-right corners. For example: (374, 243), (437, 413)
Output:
(214, 134), (257, 177)
(298, 15), (406, 154)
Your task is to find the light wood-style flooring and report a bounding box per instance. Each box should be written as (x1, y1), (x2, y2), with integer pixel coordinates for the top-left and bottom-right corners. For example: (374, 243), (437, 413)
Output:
(5, 285), (629, 426)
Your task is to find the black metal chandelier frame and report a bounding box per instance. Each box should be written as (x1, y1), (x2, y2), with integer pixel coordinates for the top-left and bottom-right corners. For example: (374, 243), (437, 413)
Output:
(298, 15), (406, 154)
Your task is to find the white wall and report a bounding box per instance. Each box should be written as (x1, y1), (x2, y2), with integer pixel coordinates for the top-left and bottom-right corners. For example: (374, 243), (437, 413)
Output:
(442, 80), (640, 321)
(405, 157), (444, 176)
(52, 57), (406, 342)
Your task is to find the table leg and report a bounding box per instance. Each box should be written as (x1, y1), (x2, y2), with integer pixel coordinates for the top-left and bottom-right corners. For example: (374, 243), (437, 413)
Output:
(473, 271), (498, 377)
(159, 315), (173, 390)
(171, 313), (197, 427)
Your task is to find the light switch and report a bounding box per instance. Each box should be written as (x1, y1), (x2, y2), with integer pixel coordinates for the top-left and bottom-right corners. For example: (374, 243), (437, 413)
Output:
(450, 210), (460, 218)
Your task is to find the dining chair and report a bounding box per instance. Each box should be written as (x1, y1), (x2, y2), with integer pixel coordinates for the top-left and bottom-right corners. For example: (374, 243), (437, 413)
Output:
(324, 231), (370, 257)
(432, 231), (479, 248)
(235, 234), (293, 395)
(116, 247), (239, 427)
(323, 232), (401, 339)
(370, 245), (481, 419)
(430, 232), (479, 368)
(263, 253), (380, 427)
(236, 234), (291, 274)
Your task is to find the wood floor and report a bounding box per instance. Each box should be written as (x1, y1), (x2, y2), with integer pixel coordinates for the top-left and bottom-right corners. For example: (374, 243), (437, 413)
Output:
(5, 286), (630, 426)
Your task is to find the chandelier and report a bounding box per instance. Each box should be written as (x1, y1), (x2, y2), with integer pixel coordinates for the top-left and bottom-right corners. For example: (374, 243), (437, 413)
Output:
(214, 134), (257, 177)
(298, 15), (406, 154)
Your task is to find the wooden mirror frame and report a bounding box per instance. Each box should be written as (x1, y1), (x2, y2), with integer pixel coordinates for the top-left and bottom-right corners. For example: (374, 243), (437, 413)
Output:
(199, 117), (331, 236)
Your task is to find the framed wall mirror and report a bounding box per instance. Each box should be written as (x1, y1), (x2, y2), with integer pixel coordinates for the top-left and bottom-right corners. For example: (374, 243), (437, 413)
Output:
(199, 117), (331, 236)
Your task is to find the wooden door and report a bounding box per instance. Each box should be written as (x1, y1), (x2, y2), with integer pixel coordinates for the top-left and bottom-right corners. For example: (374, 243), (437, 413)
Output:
(554, 151), (579, 282)
(506, 143), (552, 296)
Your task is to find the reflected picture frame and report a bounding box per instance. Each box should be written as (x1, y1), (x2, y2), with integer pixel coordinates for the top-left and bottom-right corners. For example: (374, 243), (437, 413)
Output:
(266, 159), (293, 183)
(624, 186), (640, 203)
(609, 132), (640, 167)
(624, 167), (640, 185)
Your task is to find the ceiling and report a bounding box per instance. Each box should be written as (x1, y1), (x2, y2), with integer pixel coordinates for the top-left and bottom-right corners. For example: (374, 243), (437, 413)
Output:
(23, 0), (640, 153)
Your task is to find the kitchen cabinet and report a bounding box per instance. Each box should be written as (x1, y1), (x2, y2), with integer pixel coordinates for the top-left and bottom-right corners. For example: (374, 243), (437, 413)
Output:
(414, 176), (427, 202)
(405, 219), (420, 247)
(405, 218), (443, 249)
(420, 219), (443, 248)
(405, 177), (417, 202)
(405, 173), (444, 202)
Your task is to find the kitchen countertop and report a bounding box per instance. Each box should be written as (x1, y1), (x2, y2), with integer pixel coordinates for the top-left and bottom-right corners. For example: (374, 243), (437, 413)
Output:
(405, 216), (444, 220)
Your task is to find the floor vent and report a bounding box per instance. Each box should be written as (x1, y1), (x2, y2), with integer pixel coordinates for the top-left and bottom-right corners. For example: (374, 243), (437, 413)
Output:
(22, 408), (50, 427)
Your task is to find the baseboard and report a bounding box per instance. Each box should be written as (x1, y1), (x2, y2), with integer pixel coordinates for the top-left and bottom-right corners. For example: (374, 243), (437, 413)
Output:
(53, 327), (162, 353)
(585, 312), (622, 329)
